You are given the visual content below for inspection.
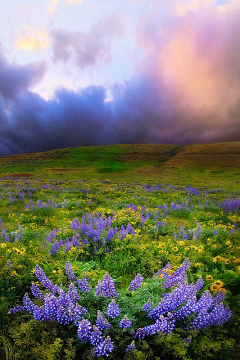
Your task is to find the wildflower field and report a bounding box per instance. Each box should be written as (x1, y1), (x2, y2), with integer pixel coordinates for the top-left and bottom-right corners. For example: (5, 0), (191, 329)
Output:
(0, 143), (240, 359)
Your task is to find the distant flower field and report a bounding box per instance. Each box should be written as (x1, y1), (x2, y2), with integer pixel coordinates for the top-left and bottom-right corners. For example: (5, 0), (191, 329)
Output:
(0, 178), (239, 359)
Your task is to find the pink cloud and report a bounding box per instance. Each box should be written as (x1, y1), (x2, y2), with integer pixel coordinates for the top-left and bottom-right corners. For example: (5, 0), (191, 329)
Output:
(134, 0), (240, 140)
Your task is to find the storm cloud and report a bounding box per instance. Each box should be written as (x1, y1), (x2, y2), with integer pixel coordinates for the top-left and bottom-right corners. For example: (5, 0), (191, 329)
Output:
(0, 51), (46, 100)
(0, 0), (240, 156)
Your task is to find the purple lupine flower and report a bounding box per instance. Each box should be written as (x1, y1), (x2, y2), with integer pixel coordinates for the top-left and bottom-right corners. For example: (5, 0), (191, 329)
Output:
(142, 299), (152, 312)
(96, 280), (104, 297)
(96, 311), (112, 330)
(148, 282), (195, 319)
(94, 336), (114, 357)
(65, 261), (75, 281)
(66, 283), (81, 303)
(33, 306), (47, 322)
(194, 277), (204, 292)
(156, 221), (162, 228)
(69, 304), (88, 323)
(77, 319), (92, 343)
(219, 198), (240, 214)
(163, 258), (190, 288)
(30, 283), (45, 301)
(119, 315), (132, 329)
(107, 299), (120, 319)
(34, 265), (60, 295)
(90, 326), (103, 346)
(44, 294), (70, 324)
(153, 262), (172, 279)
(8, 305), (27, 314)
(134, 328), (146, 340)
(58, 289), (68, 307)
(183, 336), (192, 345)
(96, 272), (118, 298)
(22, 293), (36, 314)
(144, 315), (175, 336)
(126, 341), (136, 352)
(5, 260), (12, 269)
(173, 297), (197, 320)
(9, 259), (233, 347)
(55, 297), (69, 323)
(77, 277), (92, 293)
(51, 241), (60, 254)
(128, 274), (144, 291)
(212, 290), (226, 305)
(191, 291), (213, 314)
(189, 303), (231, 330)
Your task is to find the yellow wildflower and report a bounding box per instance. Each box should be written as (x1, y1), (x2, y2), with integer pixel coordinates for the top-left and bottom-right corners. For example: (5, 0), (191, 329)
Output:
(210, 284), (219, 292)
(177, 241), (185, 246)
(212, 255), (224, 263)
(193, 262), (201, 268)
(218, 288), (227, 294)
(213, 280), (224, 289)
(206, 275), (213, 281)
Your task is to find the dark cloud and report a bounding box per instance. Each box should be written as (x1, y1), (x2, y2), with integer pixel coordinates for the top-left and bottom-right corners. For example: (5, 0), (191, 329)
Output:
(51, 13), (124, 68)
(0, 2), (240, 156)
(1, 69), (239, 157)
(0, 52), (46, 100)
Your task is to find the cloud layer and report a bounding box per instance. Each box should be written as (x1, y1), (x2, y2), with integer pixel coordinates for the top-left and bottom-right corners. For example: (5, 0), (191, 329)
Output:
(51, 13), (125, 68)
(0, 51), (46, 100)
(0, 0), (240, 156)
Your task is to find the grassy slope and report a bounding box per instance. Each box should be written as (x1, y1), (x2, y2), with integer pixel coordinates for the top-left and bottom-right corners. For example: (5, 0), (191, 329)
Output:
(0, 142), (239, 191)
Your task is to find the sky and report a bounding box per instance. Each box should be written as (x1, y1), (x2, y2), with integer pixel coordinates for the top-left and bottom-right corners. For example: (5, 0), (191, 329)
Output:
(0, 0), (240, 155)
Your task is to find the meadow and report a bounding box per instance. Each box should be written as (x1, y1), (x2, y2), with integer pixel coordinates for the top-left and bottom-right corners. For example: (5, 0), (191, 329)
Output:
(0, 143), (240, 359)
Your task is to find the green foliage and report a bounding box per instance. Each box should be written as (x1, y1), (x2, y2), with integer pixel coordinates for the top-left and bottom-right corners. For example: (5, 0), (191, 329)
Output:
(1, 320), (76, 360)
(0, 171), (239, 359)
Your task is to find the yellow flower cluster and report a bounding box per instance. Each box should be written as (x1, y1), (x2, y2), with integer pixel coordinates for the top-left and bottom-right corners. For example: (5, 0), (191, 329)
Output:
(212, 255), (232, 264)
(4, 246), (26, 256)
(210, 280), (225, 292)
(191, 244), (204, 253)
(113, 208), (141, 226)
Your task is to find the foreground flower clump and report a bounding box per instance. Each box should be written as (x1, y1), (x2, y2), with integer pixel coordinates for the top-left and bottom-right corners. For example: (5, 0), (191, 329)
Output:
(9, 259), (231, 358)
(1, 178), (239, 359)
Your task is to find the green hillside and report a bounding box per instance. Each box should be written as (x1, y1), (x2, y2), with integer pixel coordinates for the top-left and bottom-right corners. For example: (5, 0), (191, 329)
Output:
(0, 142), (239, 191)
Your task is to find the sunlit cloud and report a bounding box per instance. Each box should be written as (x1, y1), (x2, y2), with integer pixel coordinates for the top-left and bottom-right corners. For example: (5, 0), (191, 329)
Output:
(47, 0), (82, 14)
(66, 0), (82, 4)
(160, 33), (220, 110)
(47, 0), (60, 14)
(176, 0), (216, 16)
(16, 28), (50, 51)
